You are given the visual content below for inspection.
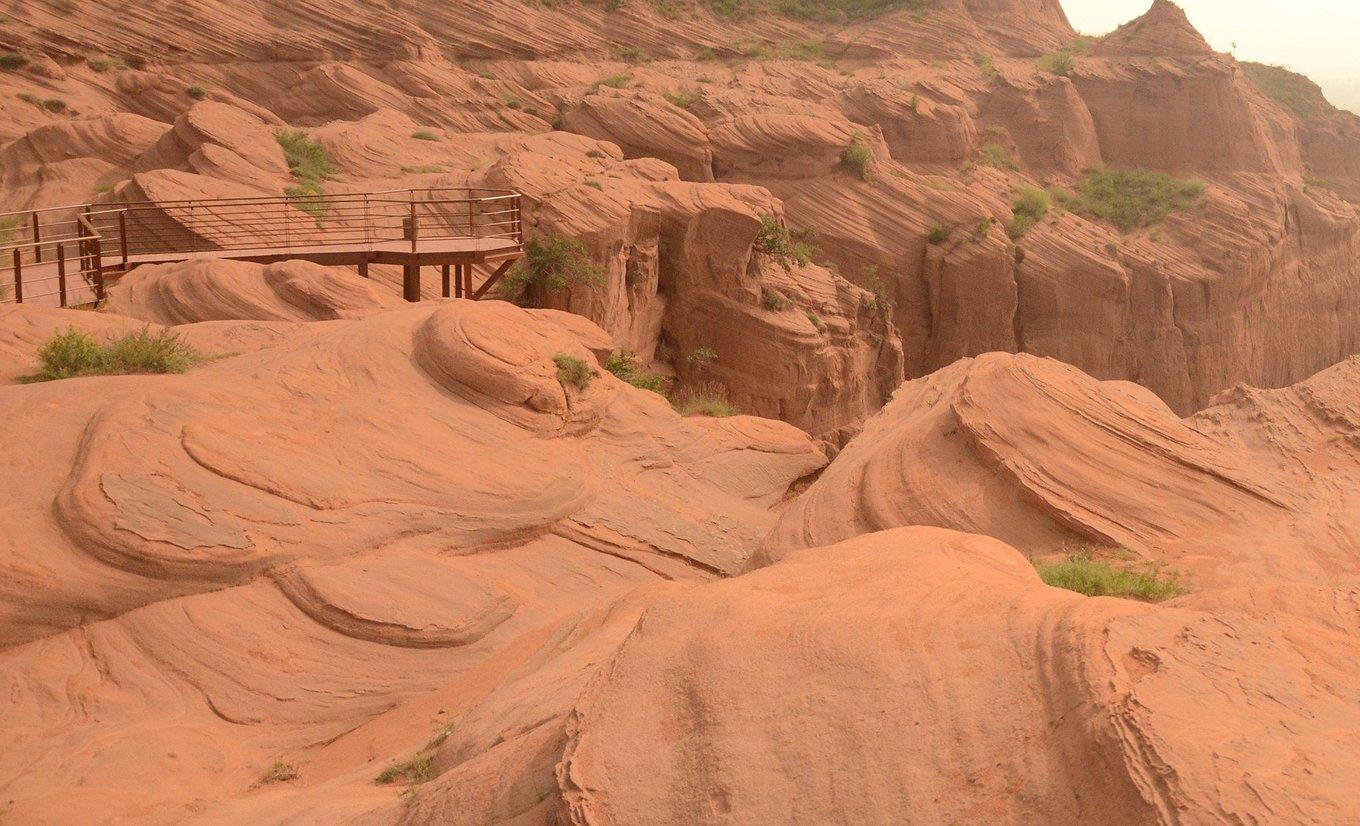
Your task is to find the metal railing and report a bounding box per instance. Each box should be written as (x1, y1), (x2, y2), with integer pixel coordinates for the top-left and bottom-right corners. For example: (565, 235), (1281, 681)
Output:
(1, 188), (523, 306)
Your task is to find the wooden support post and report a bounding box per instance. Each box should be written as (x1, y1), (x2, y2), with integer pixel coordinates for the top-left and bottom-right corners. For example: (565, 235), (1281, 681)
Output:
(358, 258), (369, 279)
(57, 243), (67, 307)
(403, 263), (421, 302)
(31, 212), (41, 263)
(12, 248), (22, 304)
(463, 263), (473, 298)
(472, 259), (516, 300)
(442, 264), (451, 298)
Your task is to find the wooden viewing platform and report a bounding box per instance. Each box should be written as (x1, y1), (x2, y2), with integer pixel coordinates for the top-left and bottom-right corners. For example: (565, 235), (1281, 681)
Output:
(0, 188), (525, 308)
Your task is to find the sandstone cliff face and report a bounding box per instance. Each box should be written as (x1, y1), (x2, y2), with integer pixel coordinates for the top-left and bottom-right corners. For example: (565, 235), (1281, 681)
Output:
(7, 0), (1354, 424)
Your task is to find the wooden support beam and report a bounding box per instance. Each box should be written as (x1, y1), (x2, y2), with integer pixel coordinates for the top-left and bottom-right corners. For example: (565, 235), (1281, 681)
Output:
(358, 258), (369, 279)
(463, 263), (473, 298)
(471, 259), (516, 300)
(403, 263), (421, 302)
(442, 264), (451, 298)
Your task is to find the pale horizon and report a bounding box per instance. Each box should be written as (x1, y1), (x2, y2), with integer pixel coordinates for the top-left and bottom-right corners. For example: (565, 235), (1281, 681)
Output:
(1060, 0), (1360, 113)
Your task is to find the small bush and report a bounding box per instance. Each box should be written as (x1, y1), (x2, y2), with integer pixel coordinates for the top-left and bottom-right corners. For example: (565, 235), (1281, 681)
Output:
(41, 98), (67, 113)
(17, 92), (42, 107)
(972, 217), (994, 241)
(21, 327), (203, 383)
(504, 96), (523, 110)
(615, 45), (646, 63)
(88, 57), (127, 73)
(375, 753), (435, 786)
(840, 135), (873, 180)
(0, 52), (28, 72)
(1008, 184), (1051, 239)
(761, 286), (790, 311)
(672, 381), (738, 418)
(553, 354), (595, 391)
(663, 89), (699, 110)
(401, 164), (447, 174)
(1035, 552), (1184, 602)
(686, 346), (718, 372)
(260, 762), (298, 784)
(778, 40), (824, 61)
(1054, 167), (1205, 232)
(926, 223), (951, 245)
(495, 236), (605, 305)
(753, 215), (818, 270)
(411, 130), (441, 141)
(604, 348), (667, 393)
(185, 85), (208, 100)
(277, 129), (339, 189)
(1037, 50), (1076, 77)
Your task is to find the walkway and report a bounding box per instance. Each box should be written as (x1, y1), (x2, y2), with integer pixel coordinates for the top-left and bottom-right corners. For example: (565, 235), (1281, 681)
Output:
(1, 188), (525, 307)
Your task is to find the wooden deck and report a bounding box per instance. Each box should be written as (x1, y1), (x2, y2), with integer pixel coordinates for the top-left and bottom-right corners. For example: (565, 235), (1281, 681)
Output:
(1, 188), (525, 307)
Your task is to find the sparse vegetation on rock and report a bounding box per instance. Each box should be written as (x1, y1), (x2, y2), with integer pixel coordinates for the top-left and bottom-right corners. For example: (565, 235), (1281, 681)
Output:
(753, 215), (817, 270)
(496, 236), (605, 305)
(554, 354), (596, 390)
(1035, 550), (1184, 602)
(21, 328), (203, 383)
(840, 135), (873, 180)
(1054, 167), (1205, 231)
(1008, 185), (1051, 239)
(671, 380), (739, 417)
(604, 348), (667, 392)
(277, 129), (339, 221)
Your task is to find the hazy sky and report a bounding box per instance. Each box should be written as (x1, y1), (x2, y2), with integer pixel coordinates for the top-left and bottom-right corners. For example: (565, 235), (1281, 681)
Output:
(1060, 1), (1360, 112)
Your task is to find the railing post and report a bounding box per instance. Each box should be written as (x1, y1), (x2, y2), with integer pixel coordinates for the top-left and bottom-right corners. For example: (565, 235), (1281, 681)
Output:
(57, 242), (67, 307)
(12, 248), (21, 304)
(468, 196), (475, 240)
(119, 210), (129, 266)
(92, 237), (104, 303)
(409, 199), (419, 253)
(31, 212), (41, 263)
(442, 264), (451, 299)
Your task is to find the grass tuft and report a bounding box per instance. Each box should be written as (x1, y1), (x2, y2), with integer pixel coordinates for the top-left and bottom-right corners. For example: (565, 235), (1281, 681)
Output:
(671, 380), (738, 417)
(1035, 551), (1184, 602)
(277, 129), (339, 222)
(375, 753), (435, 786)
(0, 52), (28, 72)
(185, 85), (208, 100)
(21, 327), (203, 383)
(411, 130), (441, 141)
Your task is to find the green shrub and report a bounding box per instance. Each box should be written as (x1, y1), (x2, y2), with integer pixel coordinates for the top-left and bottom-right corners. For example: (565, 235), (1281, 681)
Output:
(761, 286), (790, 311)
(16, 92), (42, 107)
(686, 346), (718, 372)
(972, 217), (994, 241)
(604, 348), (667, 393)
(401, 164), (447, 174)
(553, 354), (596, 391)
(41, 98), (67, 113)
(753, 215), (818, 270)
(185, 85), (208, 100)
(672, 381), (738, 417)
(1008, 184), (1051, 239)
(1054, 167), (1205, 231)
(840, 135), (873, 180)
(277, 129), (339, 188)
(663, 89), (699, 110)
(1037, 37), (1092, 77)
(411, 130), (441, 141)
(21, 327), (203, 383)
(375, 753), (435, 786)
(495, 236), (605, 305)
(1035, 552), (1184, 602)
(615, 45), (646, 63)
(0, 52), (28, 72)
(926, 223), (951, 245)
